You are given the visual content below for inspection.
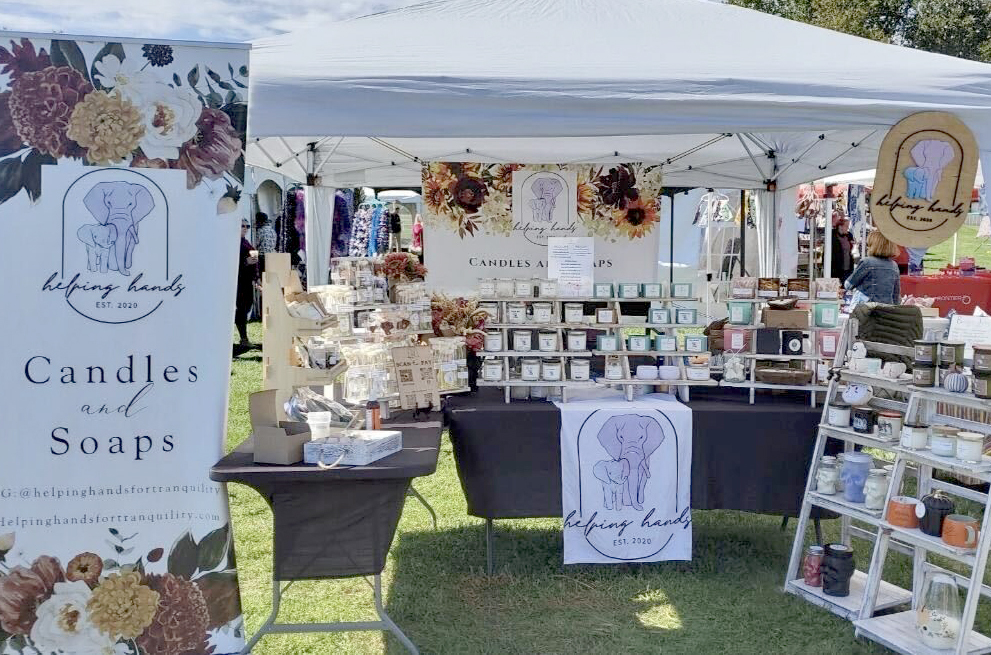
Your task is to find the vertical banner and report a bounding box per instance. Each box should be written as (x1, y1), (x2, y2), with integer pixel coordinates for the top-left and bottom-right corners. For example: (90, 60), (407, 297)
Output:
(0, 34), (248, 653)
(422, 163), (662, 294)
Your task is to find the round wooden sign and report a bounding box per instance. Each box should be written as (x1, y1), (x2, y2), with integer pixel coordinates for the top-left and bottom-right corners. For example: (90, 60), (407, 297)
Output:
(870, 112), (978, 248)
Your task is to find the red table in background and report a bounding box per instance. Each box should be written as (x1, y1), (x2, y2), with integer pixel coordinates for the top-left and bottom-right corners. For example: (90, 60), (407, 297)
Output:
(901, 274), (991, 315)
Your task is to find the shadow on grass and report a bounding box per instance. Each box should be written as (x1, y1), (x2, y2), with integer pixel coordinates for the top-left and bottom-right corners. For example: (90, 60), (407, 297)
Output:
(382, 512), (887, 654)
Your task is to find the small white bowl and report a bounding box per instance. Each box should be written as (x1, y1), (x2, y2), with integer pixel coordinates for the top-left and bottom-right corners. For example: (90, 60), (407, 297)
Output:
(657, 365), (681, 381)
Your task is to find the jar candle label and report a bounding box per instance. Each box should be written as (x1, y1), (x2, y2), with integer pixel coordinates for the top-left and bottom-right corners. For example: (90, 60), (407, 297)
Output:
(522, 363), (540, 380)
(479, 282), (496, 297)
(514, 332), (531, 350)
(508, 307), (526, 323)
(730, 332), (744, 350)
(730, 306), (745, 323)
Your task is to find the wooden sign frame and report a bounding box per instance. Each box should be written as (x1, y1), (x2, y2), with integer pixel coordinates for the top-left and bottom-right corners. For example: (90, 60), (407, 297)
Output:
(871, 111), (979, 248)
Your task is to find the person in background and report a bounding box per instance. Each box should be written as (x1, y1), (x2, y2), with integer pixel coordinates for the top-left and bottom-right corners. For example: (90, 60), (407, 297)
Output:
(234, 218), (258, 354)
(388, 207), (402, 252)
(256, 212), (277, 263)
(845, 231), (901, 305)
(411, 213), (423, 260)
(831, 216), (855, 284)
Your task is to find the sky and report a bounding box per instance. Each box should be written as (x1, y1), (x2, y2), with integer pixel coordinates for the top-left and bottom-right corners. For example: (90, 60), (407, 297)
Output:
(0, 0), (414, 43)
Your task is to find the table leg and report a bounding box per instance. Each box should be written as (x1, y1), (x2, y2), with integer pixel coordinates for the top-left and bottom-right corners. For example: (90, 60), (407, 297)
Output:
(486, 519), (495, 575)
(375, 574), (420, 654)
(240, 578), (283, 655)
(407, 484), (438, 529)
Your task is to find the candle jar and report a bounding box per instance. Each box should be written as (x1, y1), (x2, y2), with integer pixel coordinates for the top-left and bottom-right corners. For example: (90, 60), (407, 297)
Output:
(482, 360), (503, 381)
(827, 403), (851, 428)
(570, 358), (591, 381)
(597, 334), (619, 352)
(975, 372), (991, 399)
(514, 279), (534, 298)
(914, 340), (939, 365)
(803, 545), (825, 587)
(916, 573), (963, 650)
(513, 329), (532, 352)
(564, 303), (584, 324)
(685, 335), (708, 353)
(901, 423), (930, 450)
(930, 427), (958, 458)
(851, 407), (877, 435)
(604, 356), (624, 380)
(567, 330), (587, 351)
(814, 303), (839, 328)
(821, 543), (855, 597)
(541, 358), (562, 382)
(877, 411), (904, 441)
(835, 453), (846, 493)
(594, 283), (614, 299)
(671, 282), (693, 299)
(913, 364), (936, 387)
(973, 345), (991, 373)
(521, 358), (541, 381)
(643, 283), (663, 298)
(539, 279), (558, 298)
(728, 302), (754, 325)
(816, 458), (838, 495)
(956, 432), (985, 463)
(484, 330), (503, 352)
(495, 278), (515, 298)
(507, 302), (527, 324)
(596, 308), (616, 324)
(841, 452), (872, 503)
(478, 302), (500, 323)
(940, 341), (966, 367)
(675, 308), (698, 325)
(863, 469), (890, 510)
(649, 308), (671, 325)
(619, 282), (642, 299)
(478, 278), (496, 298)
(538, 330), (558, 352)
(628, 335), (650, 352)
(532, 302), (553, 323)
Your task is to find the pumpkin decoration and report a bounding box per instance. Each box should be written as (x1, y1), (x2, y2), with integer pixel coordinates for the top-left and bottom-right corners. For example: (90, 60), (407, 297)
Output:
(943, 370), (970, 393)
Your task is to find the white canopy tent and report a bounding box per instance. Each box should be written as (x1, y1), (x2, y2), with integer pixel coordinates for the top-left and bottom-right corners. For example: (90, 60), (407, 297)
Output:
(246, 0), (991, 286)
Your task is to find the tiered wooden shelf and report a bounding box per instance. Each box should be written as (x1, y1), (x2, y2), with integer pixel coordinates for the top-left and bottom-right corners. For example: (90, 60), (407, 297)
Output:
(784, 326), (991, 654)
(478, 290), (712, 402)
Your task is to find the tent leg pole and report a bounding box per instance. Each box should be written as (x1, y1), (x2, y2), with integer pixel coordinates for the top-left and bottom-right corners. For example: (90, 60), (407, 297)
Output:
(669, 195), (675, 288)
(740, 190), (747, 276)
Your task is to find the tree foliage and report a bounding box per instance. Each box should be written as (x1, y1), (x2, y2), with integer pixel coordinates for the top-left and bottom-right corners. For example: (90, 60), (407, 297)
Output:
(729, 0), (991, 61)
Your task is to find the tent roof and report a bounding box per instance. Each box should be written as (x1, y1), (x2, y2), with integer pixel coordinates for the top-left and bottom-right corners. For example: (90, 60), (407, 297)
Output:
(247, 0), (991, 189)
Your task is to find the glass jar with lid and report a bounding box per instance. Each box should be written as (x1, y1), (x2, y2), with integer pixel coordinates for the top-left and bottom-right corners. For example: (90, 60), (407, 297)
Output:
(956, 432), (985, 463)
(482, 360), (503, 381)
(541, 358), (562, 381)
(495, 278), (515, 298)
(514, 279), (534, 298)
(521, 358), (541, 381)
(484, 329), (503, 352)
(864, 469), (890, 510)
(506, 302), (527, 324)
(478, 278), (496, 298)
(816, 456), (838, 495)
(532, 302), (554, 324)
(513, 329), (532, 352)
(570, 358), (591, 381)
(538, 330), (558, 352)
(539, 279), (558, 298)
(564, 303), (584, 324)
(567, 330), (587, 351)
(604, 355), (624, 380)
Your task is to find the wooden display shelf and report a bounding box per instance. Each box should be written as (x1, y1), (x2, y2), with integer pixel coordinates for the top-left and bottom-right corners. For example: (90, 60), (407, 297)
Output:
(720, 381), (828, 392)
(591, 350), (707, 357)
(723, 296), (841, 304)
(839, 370), (913, 391)
(807, 491), (884, 523)
(325, 329), (434, 343)
(818, 424), (900, 447)
(595, 378), (717, 387)
(476, 380), (595, 388)
(478, 296), (703, 303)
(721, 324), (838, 331)
(481, 350), (592, 357)
(741, 353), (824, 361)
(892, 447), (991, 482)
(913, 386), (991, 412)
(786, 571), (910, 621)
(484, 322), (704, 330)
(854, 610), (991, 655)
(881, 524), (978, 566)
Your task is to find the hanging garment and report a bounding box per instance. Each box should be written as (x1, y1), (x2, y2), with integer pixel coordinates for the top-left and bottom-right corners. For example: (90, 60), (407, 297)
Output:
(350, 207), (372, 257)
(375, 206), (390, 254)
(411, 219), (423, 253)
(331, 190), (354, 258)
(294, 187), (306, 255)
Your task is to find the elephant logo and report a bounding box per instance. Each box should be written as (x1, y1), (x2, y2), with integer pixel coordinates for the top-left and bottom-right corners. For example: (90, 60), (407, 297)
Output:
(78, 181), (155, 276)
(528, 175), (564, 223)
(592, 414), (665, 512)
(903, 139), (954, 201)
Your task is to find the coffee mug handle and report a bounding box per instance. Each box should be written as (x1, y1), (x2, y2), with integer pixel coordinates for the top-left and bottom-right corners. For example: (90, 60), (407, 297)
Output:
(966, 525), (978, 546)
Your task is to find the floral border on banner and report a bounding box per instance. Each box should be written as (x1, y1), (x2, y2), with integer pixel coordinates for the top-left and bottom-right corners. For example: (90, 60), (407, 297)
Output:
(0, 38), (247, 212)
(422, 162), (664, 242)
(0, 525), (240, 654)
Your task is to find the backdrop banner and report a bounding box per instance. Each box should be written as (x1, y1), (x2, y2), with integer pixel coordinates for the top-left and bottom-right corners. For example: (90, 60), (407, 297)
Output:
(422, 163), (662, 294)
(0, 34), (248, 654)
(556, 395), (692, 565)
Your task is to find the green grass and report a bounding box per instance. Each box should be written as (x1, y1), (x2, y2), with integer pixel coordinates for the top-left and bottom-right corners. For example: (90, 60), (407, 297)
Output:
(925, 224), (991, 272)
(225, 322), (987, 654)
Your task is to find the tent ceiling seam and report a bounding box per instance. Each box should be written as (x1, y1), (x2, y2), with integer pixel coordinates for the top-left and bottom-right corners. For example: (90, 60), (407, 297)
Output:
(815, 130), (878, 172)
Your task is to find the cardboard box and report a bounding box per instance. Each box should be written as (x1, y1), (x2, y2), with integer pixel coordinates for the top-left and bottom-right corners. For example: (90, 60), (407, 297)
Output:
(248, 390), (311, 465)
(762, 308), (810, 329)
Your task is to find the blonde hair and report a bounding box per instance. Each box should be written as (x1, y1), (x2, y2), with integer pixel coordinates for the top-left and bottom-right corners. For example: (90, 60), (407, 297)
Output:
(867, 231), (900, 259)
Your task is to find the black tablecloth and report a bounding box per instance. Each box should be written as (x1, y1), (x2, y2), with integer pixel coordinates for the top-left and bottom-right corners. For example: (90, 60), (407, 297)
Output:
(211, 412), (442, 580)
(445, 387), (833, 520)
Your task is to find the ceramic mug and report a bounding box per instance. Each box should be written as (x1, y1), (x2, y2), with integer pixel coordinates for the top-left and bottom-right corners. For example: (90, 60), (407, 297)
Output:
(882, 362), (907, 379)
(862, 358), (882, 375)
(887, 496), (920, 529)
(942, 514), (980, 548)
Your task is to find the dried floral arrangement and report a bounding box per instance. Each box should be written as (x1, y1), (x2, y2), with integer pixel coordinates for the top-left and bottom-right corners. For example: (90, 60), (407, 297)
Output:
(431, 294), (487, 352)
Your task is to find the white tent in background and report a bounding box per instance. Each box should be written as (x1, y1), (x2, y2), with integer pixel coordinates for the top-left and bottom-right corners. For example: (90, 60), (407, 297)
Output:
(246, 0), (991, 286)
